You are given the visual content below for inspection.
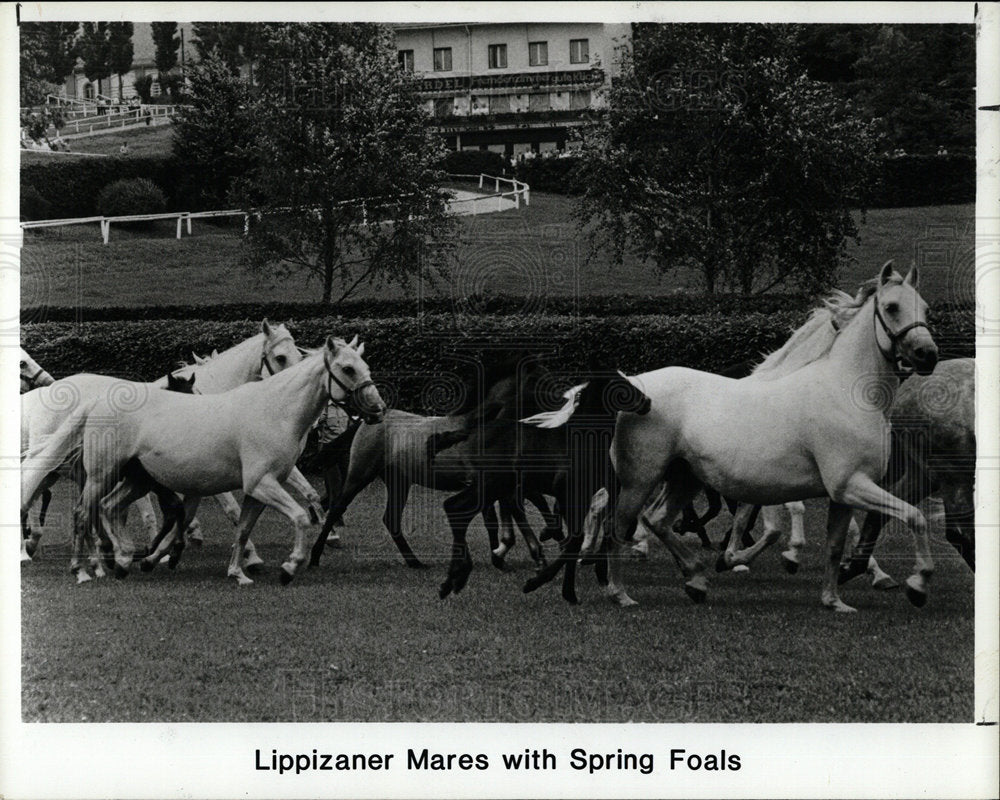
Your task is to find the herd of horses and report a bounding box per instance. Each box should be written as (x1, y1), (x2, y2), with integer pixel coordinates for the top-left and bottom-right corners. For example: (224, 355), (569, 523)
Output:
(19, 262), (976, 611)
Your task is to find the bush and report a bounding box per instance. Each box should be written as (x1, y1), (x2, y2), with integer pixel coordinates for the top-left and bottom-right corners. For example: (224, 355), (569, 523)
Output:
(514, 156), (585, 194)
(869, 154), (975, 208)
(21, 307), (974, 413)
(20, 156), (193, 219)
(20, 185), (51, 221)
(22, 292), (819, 323)
(96, 178), (167, 218)
(441, 149), (507, 177)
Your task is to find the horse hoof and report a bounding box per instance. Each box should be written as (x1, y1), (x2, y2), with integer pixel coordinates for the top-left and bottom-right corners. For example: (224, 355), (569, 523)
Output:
(113, 564), (130, 580)
(871, 574), (899, 591)
(140, 559), (155, 573)
(523, 579), (538, 594)
(246, 562), (263, 575)
(838, 563), (865, 586)
(561, 590), (580, 605)
(189, 538), (203, 549)
(781, 553), (799, 574)
(684, 582), (707, 604)
(309, 507), (320, 525)
(491, 554), (506, 571)
(824, 600), (857, 613)
(279, 567), (295, 586)
(714, 553), (731, 573)
(326, 535), (342, 549)
(406, 559), (428, 570)
(76, 571), (91, 584)
(732, 564), (750, 574)
(439, 581), (452, 599)
(904, 581), (928, 608)
(167, 557), (179, 570)
(25, 541), (38, 558)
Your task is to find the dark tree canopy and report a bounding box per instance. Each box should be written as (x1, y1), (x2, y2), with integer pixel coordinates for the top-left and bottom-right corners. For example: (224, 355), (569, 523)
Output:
(78, 22), (112, 85)
(174, 23), (455, 304)
(108, 22), (135, 97)
(578, 23), (880, 294)
(151, 22), (180, 77)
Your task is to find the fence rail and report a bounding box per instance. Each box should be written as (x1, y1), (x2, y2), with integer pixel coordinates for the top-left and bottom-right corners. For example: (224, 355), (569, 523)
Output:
(19, 174), (529, 243)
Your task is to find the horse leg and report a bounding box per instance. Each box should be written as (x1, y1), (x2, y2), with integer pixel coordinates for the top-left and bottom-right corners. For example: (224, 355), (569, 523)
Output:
(25, 471), (59, 558)
(639, 468), (709, 604)
(440, 484), (481, 598)
(600, 480), (664, 608)
(526, 486), (600, 600)
(226, 496), (267, 586)
(819, 502), (858, 612)
(213, 491), (243, 525)
(383, 471), (425, 568)
(284, 467), (325, 527)
(245, 475), (312, 585)
(527, 491), (563, 542)
(940, 482), (975, 571)
(720, 504), (768, 570)
(309, 473), (367, 567)
(832, 473), (933, 608)
(133, 492), (159, 553)
(483, 503), (509, 569)
(507, 496), (545, 567)
(779, 501), (807, 573)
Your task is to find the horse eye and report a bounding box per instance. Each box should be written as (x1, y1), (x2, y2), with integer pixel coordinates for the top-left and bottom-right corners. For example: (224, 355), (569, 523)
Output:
(20, 361), (26, 369)
(885, 302), (899, 314)
(344, 366), (356, 376)
(276, 355), (287, 364)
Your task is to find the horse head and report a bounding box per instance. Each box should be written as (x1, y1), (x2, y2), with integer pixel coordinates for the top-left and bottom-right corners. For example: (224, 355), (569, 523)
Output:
(261, 319), (304, 375)
(166, 371), (197, 394)
(874, 261), (938, 375)
(19, 348), (54, 393)
(575, 370), (651, 418)
(324, 335), (387, 424)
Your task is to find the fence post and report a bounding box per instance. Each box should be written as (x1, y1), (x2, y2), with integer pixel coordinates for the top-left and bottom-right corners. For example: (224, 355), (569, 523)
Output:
(479, 174), (484, 190)
(187, 214), (192, 235)
(243, 214), (250, 236)
(101, 219), (110, 245)
(495, 178), (500, 192)
(176, 216), (183, 239)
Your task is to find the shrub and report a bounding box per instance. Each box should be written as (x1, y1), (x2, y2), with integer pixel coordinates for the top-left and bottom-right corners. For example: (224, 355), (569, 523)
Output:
(514, 156), (585, 194)
(21, 307), (974, 413)
(20, 185), (51, 221)
(870, 154), (975, 208)
(20, 156), (192, 219)
(96, 178), (168, 218)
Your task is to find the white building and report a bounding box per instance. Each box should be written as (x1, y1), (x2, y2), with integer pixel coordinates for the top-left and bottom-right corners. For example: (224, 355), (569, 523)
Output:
(393, 22), (631, 155)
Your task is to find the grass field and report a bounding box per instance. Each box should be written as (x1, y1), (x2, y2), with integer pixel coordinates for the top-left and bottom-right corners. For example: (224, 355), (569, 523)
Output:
(20, 123), (176, 163)
(21, 196), (975, 309)
(21, 475), (973, 724)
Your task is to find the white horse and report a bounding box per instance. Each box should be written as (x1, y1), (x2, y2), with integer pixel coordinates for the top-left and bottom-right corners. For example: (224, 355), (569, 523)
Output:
(20, 321), (316, 578)
(19, 348), (54, 394)
(22, 337), (387, 585)
(590, 263), (938, 611)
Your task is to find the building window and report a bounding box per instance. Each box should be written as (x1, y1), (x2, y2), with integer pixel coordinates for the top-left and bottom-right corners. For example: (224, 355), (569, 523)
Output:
(488, 44), (508, 69)
(569, 38), (589, 64)
(569, 89), (591, 110)
(528, 92), (551, 112)
(489, 94), (510, 114)
(398, 50), (414, 71)
(529, 41), (548, 67)
(433, 97), (453, 117)
(433, 47), (452, 72)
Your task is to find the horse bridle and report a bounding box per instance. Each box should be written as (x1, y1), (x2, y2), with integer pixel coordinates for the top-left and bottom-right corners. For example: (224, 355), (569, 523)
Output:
(324, 350), (377, 417)
(260, 334), (297, 376)
(20, 365), (51, 391)
(872, 294), (931, 370)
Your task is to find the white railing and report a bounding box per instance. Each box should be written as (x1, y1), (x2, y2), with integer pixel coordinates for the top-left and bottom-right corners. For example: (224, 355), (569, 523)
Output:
(20, 174), (529, 243)
(445, 172), (530, 214)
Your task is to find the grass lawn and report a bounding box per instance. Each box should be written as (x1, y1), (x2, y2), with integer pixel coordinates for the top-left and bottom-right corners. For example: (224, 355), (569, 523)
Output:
(20, 195), (975, 310)
(21, 476), (973, 723)
(20, 122), (176, 163)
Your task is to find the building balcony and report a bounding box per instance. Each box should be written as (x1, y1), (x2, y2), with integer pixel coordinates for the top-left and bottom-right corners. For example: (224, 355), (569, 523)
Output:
(415, 68), (605, 97)
(427, 108), (596, 132)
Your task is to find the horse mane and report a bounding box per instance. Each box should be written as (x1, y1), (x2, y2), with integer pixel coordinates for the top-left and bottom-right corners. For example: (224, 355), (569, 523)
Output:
(751, 280), (886, 380)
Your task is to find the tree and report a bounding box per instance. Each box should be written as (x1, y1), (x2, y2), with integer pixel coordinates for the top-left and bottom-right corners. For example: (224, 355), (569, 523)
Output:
(108, 22), (134, 100)
(151, 22), (180, 79)
(21, 22), (79, 86)
(78, 22), (112, 95)
(171, 54), (259, 209)
(191, 22), (242, 74)
(577, 23), (880, 294)
(230, 23), (455, 303)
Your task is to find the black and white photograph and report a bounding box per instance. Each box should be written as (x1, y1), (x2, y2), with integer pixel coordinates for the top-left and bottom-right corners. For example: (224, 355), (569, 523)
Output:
(2, 2), (998, 798)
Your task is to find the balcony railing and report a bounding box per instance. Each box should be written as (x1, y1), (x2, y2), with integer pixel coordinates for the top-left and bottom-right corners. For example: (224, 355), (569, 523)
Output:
(428, 108), (595, 129)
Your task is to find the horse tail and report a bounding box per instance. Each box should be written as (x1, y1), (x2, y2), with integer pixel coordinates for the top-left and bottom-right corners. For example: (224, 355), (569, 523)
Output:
(21, 397), (96, 512)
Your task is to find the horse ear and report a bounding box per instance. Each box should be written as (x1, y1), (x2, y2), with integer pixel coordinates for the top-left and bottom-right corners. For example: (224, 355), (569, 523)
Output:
(878, 260), (895, 285)
(904, 262), (920, 289)
(261, 319), (273, 336)
(211, 348), (219, 359)
(348, 334), (359, 349)
(356, 342), (365, 358)
(193, 352), (206, 365)
(326, 335), (339, 354)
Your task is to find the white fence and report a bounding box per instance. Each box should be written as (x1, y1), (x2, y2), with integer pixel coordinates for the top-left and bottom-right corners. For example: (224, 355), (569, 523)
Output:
(20, 174), (529, 244)
(445, 173), (530, 214)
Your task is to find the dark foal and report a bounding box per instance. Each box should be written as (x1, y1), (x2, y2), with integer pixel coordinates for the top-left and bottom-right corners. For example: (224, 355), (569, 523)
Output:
(309, 359), (560, 570)
(440, 371), (651, 602)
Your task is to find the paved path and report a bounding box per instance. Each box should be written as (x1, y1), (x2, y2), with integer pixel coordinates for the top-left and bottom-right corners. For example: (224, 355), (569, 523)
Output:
(446, 188), (519, 215)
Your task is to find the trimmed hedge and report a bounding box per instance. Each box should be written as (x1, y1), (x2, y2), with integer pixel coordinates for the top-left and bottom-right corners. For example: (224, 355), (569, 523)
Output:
(512, 153), (976, 208)
(22, 292), (818, 324)
(96, 177), (167, 218)
(20, 155), (193, 220)
(441, 149), (507, 177)
(21, 307), (974, 414)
